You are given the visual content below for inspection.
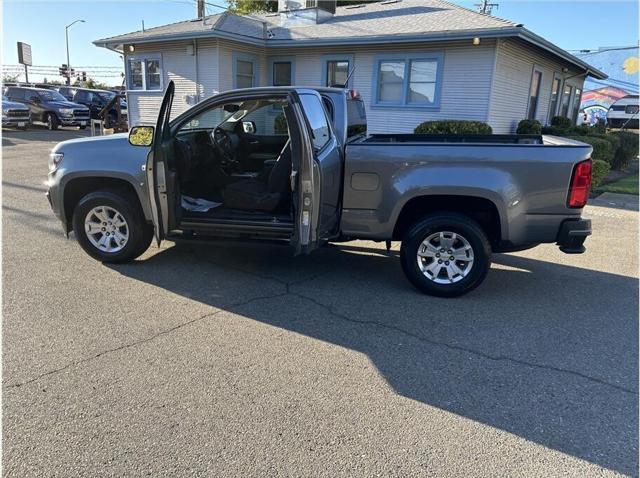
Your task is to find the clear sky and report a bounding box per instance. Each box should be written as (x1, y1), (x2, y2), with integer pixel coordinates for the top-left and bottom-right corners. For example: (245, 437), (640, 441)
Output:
(2, 0), (638, 84)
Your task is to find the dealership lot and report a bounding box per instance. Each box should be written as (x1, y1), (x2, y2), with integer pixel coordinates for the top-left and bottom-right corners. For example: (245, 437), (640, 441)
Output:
(3, 128), (638, 476)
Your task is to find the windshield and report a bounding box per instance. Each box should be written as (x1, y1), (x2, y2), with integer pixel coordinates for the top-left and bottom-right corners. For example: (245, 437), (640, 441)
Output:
(37, 90), (67, 102)
(97, 91), (115, 101)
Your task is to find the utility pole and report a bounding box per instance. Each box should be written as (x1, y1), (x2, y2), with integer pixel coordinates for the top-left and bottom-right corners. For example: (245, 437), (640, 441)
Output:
(197, 0), (205, 18)
(65, 19), (85, 85)
(475, 0), (498, 15)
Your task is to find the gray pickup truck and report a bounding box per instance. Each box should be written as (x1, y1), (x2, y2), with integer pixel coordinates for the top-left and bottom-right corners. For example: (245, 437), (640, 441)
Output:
(47, 82), (593, 296)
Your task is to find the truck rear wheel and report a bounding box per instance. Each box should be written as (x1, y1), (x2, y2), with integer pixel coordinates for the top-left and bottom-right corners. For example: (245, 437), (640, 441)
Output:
(72, 189), (153, 263)
(400, 213), (491, 297)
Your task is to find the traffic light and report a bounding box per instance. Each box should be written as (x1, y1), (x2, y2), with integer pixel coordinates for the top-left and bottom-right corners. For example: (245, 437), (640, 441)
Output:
(59, 64), (68, 77)
(82, 71), (87, 82)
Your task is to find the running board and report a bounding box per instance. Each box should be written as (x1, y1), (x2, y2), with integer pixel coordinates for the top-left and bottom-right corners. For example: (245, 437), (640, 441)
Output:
(179, 218), (294, 238)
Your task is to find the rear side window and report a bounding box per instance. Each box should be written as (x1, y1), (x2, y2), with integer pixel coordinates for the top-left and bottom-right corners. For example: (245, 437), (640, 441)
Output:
(299, 94), (330, 150)
(346, 98), (367, 138)
(6, 88), (24, 100)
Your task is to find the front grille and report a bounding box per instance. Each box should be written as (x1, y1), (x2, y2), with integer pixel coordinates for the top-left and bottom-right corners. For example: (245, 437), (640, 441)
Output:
(73, 109), (90, 117)
(7, 110), (29, 118)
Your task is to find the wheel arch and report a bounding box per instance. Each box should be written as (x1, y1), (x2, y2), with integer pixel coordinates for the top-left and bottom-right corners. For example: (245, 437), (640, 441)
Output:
(392, 193), (505, 247)
(62, 174), (150, 233)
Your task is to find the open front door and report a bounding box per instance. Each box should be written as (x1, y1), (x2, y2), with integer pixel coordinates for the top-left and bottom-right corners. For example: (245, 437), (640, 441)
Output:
(285, 90), (341, 255)
(146, 81), (175, 245)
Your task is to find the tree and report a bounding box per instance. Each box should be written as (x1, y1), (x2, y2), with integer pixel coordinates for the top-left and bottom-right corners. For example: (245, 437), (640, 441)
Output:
(2, 73), (20, 83)
(228, 0), (380, 14)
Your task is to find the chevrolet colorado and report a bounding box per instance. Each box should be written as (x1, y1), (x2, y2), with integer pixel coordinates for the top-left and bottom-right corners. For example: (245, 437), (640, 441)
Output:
(47, 82), (593, 296)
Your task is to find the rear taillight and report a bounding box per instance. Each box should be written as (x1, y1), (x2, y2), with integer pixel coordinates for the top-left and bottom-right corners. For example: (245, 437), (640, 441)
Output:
(567, 159), (592, 208)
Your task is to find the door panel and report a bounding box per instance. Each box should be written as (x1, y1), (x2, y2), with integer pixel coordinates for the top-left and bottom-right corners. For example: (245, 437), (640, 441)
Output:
(147, 81), (175, 244)
(296, 92), (342, 242)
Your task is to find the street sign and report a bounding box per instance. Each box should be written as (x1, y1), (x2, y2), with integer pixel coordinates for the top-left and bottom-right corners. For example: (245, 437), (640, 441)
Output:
(17, 42), (32, 66)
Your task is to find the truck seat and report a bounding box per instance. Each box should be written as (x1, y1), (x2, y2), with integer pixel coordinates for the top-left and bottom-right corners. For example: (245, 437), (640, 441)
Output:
(222, 140), (291, 212)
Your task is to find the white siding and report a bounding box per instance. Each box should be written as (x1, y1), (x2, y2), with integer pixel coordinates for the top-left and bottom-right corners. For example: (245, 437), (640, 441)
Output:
(488, 39), (586, 133)
(196, 39), (220, 100)
(271, 40), (497, 134)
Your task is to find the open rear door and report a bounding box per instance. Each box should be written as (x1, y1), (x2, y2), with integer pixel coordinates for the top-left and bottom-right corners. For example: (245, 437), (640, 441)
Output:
(146, 81), (175, 245)
(285, 90), (340, 255)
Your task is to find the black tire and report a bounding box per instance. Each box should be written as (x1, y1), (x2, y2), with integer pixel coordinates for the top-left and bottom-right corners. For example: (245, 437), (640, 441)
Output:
(72, 189), (153, 263)
(400, 212), (491, 297)
(46, 113), (59, 131)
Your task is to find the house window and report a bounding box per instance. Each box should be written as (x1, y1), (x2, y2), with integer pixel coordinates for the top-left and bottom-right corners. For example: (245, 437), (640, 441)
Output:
(326, 60), (349, 87)
(548, 76), (561, 122)
(269, 58), (295, 87)
(560, 84), (573, 117)
(236, 61), (254, 88)
(127, 55), (162, 91)
(527, 68), (542, 119)
(571, 87), (582, 123)
(373, 54), (443, 107)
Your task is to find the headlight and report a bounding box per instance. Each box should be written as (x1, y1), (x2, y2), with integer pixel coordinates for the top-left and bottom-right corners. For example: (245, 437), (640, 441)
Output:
(2, 108), (8, 115)
(48, 152), (64, 172)
(59, 108), (74, 115)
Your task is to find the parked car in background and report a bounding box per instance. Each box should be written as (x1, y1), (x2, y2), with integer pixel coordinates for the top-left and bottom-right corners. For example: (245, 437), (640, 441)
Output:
(607, 95), (639, 129)
(2, 94), (31, 129)
(4, 86), (90, 130)
(65, 87), (128, 123)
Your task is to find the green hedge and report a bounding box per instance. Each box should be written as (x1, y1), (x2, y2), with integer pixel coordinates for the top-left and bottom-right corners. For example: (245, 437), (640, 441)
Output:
(591, 159), (611, 188)
(516, 119), (542, 134)
(610, 131), (639, 170)
(414, 120), (492, 135)
(550, 116), (573, 131)
(567, 136), (615, 164)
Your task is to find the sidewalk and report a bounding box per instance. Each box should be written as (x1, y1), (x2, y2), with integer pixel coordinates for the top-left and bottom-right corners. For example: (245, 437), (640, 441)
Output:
(590, 192), (639, 211)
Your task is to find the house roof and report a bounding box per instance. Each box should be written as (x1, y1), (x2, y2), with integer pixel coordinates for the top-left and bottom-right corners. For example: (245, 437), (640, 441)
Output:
(94, 0), (607, 79)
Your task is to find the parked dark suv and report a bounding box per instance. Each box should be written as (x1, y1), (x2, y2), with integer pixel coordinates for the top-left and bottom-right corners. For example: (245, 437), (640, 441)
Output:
(57, 87), (128, 123)
(4, 86), (90, 130)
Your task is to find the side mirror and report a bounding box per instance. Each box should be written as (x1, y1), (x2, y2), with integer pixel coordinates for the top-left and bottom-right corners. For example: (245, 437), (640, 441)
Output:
(242, 121), (256, 134)
(128, 126), (154, 147)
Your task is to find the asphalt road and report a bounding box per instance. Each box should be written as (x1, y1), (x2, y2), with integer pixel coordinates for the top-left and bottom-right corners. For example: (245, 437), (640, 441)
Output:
(3, 128), (638, 477)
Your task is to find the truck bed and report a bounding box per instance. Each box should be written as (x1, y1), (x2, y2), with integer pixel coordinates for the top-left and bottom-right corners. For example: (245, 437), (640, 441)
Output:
(356, 134), (588, 147)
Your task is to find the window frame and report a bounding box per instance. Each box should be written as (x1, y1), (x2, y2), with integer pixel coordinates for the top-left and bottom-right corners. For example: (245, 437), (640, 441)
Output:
(547, 73), (563, 123)
(232, 52), (259, 89)
(526, 65), (543, 120)
(126, 53), (163, 92)
(268, 56), (296, 87)
(321, 54), (354, 88)
(371, 52), (444, 109)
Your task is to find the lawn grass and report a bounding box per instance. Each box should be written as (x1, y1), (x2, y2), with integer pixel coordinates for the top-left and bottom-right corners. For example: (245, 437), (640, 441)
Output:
(596, 173), (639, 195)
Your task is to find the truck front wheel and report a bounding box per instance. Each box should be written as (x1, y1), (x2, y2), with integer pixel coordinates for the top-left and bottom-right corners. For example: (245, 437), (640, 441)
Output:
(72, 190), (153, 263)
(400, 213), (491, 297)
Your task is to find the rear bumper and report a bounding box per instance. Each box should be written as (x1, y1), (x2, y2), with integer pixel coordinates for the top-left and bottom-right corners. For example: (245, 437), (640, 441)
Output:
(556, 218), (591, 254)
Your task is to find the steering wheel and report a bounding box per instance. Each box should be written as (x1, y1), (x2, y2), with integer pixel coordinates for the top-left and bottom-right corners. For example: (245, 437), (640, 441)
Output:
(212, 127), (237, 167)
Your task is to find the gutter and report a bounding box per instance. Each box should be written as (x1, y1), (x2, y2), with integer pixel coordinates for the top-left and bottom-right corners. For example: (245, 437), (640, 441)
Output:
(94, 25), (607, 80)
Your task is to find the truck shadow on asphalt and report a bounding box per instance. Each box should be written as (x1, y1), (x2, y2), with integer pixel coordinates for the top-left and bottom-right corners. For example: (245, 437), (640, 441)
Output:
(108, 241), (638, 475)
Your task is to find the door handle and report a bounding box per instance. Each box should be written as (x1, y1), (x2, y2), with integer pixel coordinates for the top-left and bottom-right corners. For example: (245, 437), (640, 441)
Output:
(248, 140), (259, 145)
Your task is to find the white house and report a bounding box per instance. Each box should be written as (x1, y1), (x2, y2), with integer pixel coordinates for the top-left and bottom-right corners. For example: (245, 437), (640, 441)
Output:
(94, 0), (606, 133)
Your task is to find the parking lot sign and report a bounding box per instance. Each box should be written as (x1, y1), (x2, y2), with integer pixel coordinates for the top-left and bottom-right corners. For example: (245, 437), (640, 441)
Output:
(17, 42), (32, 66)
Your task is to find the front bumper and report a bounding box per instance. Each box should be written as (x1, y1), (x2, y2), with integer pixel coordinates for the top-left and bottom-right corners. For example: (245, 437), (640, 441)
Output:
(2, 117), (30, 127)
(59, 116), (90, 126)
(556, 218), (592, 254)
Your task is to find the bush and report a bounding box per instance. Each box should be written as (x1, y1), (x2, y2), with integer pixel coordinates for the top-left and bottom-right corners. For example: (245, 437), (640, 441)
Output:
(593, 118), (607, 134)
(516, 119), (542, 134)
(550, 116), (573, 131)
(591, 159), (611, 188)
(567, 136), (614, 164)
(414, 120), (492, 135)
(541, 125), (565, 136)
(274, 112), (288, 134)
(610, 130), (639, 170)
